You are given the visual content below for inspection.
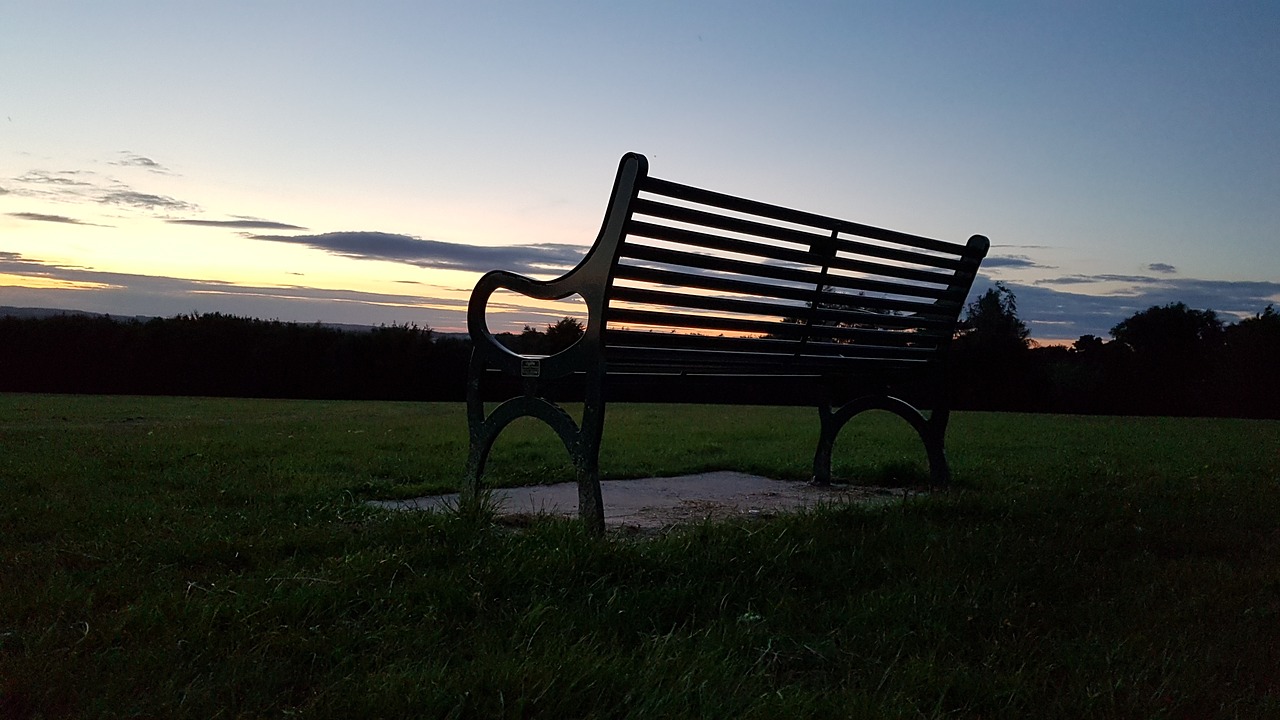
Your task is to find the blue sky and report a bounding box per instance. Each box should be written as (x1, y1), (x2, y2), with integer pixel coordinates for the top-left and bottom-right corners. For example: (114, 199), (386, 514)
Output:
(2, 2), (1278, 341)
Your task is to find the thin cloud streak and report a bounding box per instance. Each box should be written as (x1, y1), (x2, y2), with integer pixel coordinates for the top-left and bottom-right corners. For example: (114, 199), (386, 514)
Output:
(249, 231), (587, 276)
(983, 254), (1054, 270)
(99, 190), (197, 212)
(14, 170), (97, 187)
(171, 218), (307, 230)
(7, 211), (109, 227)
(7, 165), (200, 215)
(1037, 273), (1165, 285)
(110, 151), (174, 174)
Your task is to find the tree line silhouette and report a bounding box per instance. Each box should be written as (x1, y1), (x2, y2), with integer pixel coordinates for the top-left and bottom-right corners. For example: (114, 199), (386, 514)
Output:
(0, 313), (467, 400)
(1, 295), (1276, 418)
(950, 284), (1279, 418)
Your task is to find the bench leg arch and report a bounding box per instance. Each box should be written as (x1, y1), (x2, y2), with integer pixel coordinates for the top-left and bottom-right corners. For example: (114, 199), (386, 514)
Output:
(811, 395), (950, 486)
(464, 380), (607, 535)
(464, 394), (581, 497)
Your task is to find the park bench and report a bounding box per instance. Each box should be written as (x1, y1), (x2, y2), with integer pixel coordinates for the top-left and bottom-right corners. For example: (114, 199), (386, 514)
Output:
(464, 153), (989, 533)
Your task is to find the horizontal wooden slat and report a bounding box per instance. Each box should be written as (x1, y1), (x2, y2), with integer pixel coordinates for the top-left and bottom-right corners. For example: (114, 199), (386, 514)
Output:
(641, 176), (972, 256)
(800, 324), (945, 348)
(606, 346), (932, 374)
(609, 350), (804, 374)
(627, 220), (816, 266)
(826, 254), (963, 288)
(810, 292), (947, 317)
(634, 198), (966, 271)
(613, 266), (956, 331)
(796, 336), (942, 356)
(618, 244), (819, 286)
(606, 329), (801, 354)
(808, 307), (952, 333)
(614, 264), (813, 303)
(626, 221), (959, 286)
(818, 270), (958, 301)
(611, 275), (954, 333)
(634, 198), (813, 248)
(606, 308), (947, 347)
(605, 329), (942, 356)
(610, 286), (805, 321)
(616, 249), (955, 302)
(608, 307), (802, 337)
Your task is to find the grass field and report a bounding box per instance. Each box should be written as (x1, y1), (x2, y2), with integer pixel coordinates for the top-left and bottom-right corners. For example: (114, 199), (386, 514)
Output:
(2, 393), (1279, 718)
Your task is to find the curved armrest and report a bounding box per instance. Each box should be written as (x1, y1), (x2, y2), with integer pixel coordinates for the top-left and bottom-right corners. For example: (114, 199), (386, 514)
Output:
(466, 153), (648, 379)
(467, 269), (592, 378)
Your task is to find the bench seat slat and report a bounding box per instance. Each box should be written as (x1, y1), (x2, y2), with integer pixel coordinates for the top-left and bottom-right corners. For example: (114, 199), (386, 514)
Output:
(803, 327), (947, 347)
(797, 336), (943, 355)
(641, 177), (972, 256)
(606, 329), (800, 354)
(606, 347), (932, 375)
(605, 329), (942, 356)
(606, 308), (948, 347)
(633, 198), (967, 271)
(607, 307), (794, 337)
(607, 350), (930, 373)
(626, 221), (961, 286)
(809, 303), (955, 331)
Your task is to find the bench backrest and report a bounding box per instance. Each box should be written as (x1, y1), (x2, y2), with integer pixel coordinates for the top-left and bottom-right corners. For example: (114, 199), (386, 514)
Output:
(593, 154), (989, 376)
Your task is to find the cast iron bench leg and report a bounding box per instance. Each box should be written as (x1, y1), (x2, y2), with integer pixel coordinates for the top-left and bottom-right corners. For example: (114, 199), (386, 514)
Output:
(463, 362), (607, 535)
(811, 397), (952, 488)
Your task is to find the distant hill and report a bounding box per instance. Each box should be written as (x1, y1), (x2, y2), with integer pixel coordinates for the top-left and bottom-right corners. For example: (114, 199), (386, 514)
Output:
(0, 305), (467, 338)
(0, 305), (157, 323)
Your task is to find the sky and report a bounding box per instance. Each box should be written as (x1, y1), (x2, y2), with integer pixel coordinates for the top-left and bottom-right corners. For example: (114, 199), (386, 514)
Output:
(3, 1), (1278, 343)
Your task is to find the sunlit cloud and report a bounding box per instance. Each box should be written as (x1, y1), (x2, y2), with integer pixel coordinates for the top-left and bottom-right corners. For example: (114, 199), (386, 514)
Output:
(0, 272), (117, 291)
(249, 231), (587, 276)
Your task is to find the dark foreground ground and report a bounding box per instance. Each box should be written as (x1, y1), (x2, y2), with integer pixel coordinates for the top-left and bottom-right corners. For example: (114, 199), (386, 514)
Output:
(2, 394), (1279, 718)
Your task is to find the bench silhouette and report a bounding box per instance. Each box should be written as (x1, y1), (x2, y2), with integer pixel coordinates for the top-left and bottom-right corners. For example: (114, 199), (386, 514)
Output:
(465, 153), (989, 533)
